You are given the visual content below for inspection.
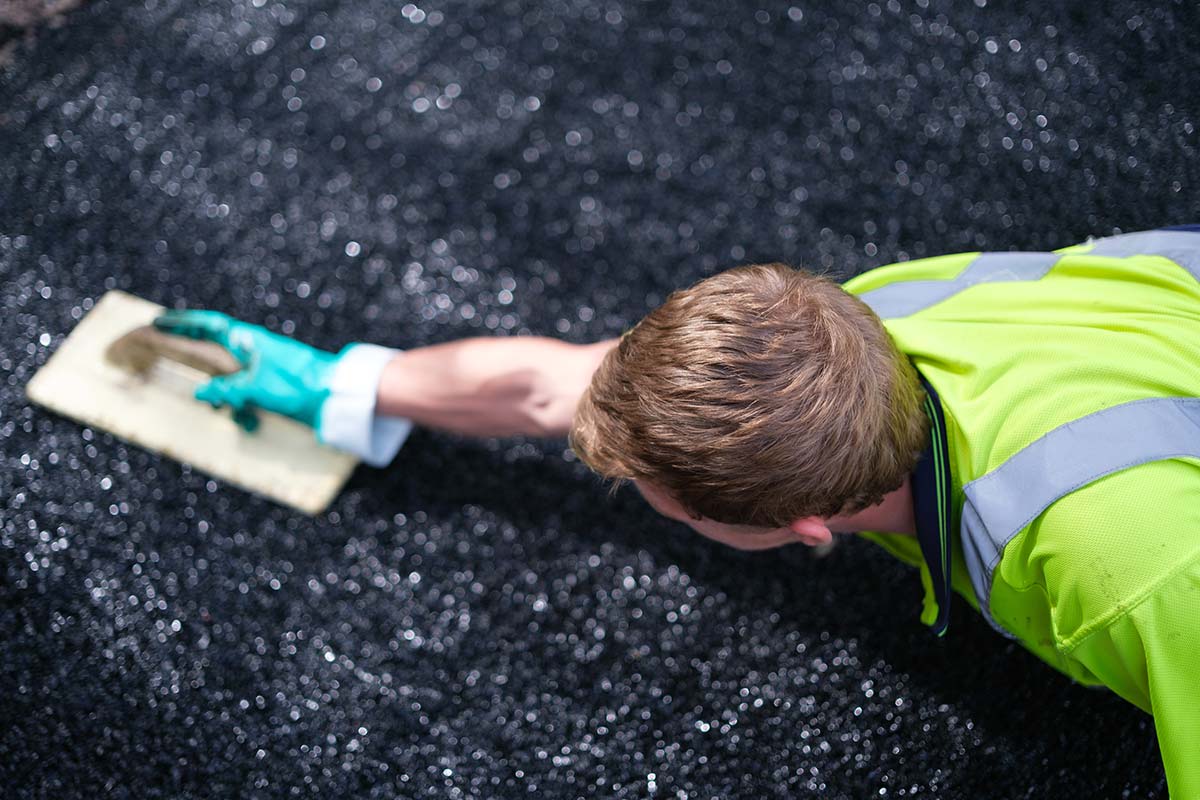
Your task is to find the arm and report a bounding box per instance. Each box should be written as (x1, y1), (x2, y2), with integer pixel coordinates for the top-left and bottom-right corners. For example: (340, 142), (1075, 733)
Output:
(152, 310), (618, 461)
(1071, 561), (1200, 798)
(375, 337), (618, 438)
(1048, 461), (1200, 796)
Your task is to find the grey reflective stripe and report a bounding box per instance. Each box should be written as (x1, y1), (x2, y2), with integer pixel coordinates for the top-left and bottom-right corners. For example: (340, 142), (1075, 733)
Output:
(960, 397), (1200, 634)
(1085, 230), (1200, 281)
(859, 230), (1200, 319)
(858, 252), (1060, 319)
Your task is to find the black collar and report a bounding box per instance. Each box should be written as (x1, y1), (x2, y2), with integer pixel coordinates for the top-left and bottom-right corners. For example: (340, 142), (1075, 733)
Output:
(909, 368), (955, 636)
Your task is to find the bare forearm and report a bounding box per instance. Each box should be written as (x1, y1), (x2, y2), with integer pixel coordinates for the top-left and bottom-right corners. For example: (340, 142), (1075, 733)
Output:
(375, 336), (618, 438)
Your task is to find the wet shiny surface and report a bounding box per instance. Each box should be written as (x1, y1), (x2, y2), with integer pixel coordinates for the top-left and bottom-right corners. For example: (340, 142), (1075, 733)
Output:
(2, 0), (1196, 796)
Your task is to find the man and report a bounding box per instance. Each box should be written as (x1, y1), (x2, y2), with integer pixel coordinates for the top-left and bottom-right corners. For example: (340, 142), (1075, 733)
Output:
(155, 228), (1200, 796)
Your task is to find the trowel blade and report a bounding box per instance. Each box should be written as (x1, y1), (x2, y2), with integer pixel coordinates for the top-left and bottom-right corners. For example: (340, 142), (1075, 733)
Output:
(26, 290), (358, 515)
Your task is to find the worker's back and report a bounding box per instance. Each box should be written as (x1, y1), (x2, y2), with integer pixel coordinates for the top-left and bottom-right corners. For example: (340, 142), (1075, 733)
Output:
(842, 230), (1200, 795)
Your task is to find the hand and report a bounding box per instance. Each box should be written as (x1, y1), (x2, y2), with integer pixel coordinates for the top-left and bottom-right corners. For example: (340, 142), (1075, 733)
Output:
(153, 310), (342, 432)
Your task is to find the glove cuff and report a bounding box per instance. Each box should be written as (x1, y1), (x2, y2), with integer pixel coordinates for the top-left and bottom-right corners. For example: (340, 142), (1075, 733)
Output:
(316, 343), (413, 466)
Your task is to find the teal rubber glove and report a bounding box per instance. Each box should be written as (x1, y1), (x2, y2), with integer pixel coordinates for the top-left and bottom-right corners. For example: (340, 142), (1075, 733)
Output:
(153, 310), (344, 433)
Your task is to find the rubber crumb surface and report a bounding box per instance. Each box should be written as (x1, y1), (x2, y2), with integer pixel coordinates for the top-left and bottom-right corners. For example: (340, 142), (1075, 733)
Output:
(2, 0), (1197, 797)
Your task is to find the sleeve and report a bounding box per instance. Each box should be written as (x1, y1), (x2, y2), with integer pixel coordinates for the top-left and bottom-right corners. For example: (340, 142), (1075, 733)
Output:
(1070, 559), (1200, 797)
(315, 343), (413, 467)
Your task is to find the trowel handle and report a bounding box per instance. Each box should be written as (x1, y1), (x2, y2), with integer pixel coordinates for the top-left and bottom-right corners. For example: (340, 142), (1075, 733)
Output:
(105, 325), (244, 377)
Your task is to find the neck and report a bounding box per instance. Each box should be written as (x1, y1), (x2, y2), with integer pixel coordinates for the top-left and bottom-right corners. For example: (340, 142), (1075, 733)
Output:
(828, 475), (917, 537)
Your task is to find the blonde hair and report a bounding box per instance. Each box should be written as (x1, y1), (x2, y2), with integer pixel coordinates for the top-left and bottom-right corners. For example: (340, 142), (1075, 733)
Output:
(569, 263), (928, 527)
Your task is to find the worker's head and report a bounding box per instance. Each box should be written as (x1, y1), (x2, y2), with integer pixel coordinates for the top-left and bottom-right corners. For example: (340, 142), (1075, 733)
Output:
(569, 262), (928, 547)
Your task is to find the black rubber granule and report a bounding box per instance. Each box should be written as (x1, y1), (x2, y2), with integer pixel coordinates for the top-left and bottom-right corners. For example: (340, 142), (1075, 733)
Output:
(1, 1), (1195, 797)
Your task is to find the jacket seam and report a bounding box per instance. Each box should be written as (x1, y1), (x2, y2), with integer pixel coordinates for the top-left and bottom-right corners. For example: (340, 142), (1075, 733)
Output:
(1057, 549), (1200, 654)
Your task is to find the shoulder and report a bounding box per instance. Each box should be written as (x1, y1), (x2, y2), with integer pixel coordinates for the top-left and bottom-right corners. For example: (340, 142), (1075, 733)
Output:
(1016, 457), (1200, 648)
(840, 252), (978, 296)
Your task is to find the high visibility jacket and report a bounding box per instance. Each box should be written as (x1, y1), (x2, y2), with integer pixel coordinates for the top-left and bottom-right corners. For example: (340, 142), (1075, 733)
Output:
(840, 229), (1200, 797)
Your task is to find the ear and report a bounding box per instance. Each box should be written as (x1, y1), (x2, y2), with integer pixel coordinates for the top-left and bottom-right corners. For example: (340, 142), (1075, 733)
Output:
(788, 516), (834, 548)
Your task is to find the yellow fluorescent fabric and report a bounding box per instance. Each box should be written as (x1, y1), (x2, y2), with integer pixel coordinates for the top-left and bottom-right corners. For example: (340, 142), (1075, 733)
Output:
(842, 236), (1200, 795)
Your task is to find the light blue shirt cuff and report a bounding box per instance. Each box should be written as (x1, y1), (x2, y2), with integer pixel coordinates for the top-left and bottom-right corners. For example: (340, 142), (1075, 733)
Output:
(316, 343), (413, 467)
